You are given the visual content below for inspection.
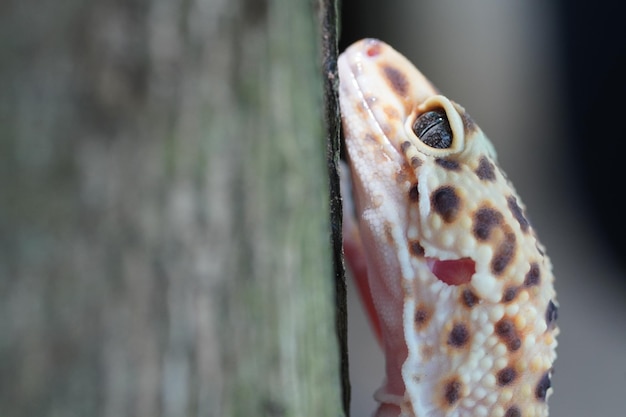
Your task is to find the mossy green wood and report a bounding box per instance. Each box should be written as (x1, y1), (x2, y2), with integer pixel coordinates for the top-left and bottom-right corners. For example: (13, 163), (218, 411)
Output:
(0, 0), (343, 416)
(217, 0), (344, 416)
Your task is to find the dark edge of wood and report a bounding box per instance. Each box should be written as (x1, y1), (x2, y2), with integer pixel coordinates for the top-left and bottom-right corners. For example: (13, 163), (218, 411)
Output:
(320, 0), (350, 415)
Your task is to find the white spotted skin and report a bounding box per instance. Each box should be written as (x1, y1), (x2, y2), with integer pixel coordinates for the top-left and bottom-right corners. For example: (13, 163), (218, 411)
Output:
(340, 39), (558, 417)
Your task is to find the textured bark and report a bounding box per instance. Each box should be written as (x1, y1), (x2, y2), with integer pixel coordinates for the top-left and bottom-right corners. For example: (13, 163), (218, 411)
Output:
(0, 1), (344, 416)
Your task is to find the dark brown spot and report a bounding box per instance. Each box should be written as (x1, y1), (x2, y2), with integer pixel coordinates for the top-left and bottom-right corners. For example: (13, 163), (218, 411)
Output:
(409, 240), (425, 256)
(502, 286), (519, 303)
(524, 262), (541, 287)
(384, 222), (394, 244)
(504, 405), (521, 417)
(508, 196), (530, 232)
(491, 231), (516, 275)
(462, 111), (477, 134)
(475, 156), (496, 181)
(408, 184), (419, 202)
(510, 338), (521, 351)
(461, 289), (480, 308)
(444, 379), (462, 405)
(497, 367), (518, 386)
(472, 207), (502, 241)
(448, 323), (470, 348)
(383, 66), (408, 96)
(414, 307), (431, 329)
(546, 300), (558, 328)
(431, 186), (460, 223)
(495, 318), (522, 352)
(410, 156), (423, 168)
(535, 372), (552, 401)
(435, 158), (460, 171)
(401, 140), (411, 152)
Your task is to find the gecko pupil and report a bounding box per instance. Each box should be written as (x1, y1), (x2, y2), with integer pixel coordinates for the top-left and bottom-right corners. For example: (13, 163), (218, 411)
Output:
(413, 109), (453, 149)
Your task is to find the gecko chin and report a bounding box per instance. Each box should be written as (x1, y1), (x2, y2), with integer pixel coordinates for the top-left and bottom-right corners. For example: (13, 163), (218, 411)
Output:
(426, 257), (475, 285)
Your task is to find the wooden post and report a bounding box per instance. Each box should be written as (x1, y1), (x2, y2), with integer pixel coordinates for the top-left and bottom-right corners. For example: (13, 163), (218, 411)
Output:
(0, 0), (345, 416)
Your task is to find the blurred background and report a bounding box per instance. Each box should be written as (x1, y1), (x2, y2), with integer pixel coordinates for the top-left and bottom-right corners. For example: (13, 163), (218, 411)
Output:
(340, 1), (626, 416)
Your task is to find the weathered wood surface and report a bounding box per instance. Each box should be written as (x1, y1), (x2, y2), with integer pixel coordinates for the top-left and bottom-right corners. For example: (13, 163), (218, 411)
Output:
(0, 1), (344, 416)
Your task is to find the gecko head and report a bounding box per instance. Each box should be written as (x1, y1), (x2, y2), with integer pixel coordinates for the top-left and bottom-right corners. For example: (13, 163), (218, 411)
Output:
(339, 39), (506, 295)
(338, 38), (496, 168)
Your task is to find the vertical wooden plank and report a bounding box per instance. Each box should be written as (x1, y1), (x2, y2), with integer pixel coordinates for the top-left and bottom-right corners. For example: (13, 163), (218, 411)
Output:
(0, 0), (344, 416)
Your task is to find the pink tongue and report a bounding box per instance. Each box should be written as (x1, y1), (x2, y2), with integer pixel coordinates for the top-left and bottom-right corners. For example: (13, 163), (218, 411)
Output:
(427, 257), (475, 285)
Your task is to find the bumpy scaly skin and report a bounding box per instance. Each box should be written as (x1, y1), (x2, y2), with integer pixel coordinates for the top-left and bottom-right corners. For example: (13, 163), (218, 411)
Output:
(340, 39), (558, 417)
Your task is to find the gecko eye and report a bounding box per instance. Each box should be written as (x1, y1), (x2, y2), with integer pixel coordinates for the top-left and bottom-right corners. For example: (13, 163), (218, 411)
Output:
(412, 108), (453, 149)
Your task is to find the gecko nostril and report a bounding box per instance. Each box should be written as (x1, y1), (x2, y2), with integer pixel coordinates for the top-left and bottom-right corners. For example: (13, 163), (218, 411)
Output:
(366, 44), (382, 57)
(364, 39), (382, 57)
(427, 257), (475, 285)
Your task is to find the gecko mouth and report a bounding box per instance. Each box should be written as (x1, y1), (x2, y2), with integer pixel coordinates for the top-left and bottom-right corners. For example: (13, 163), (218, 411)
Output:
(426, 257), (475, 285)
